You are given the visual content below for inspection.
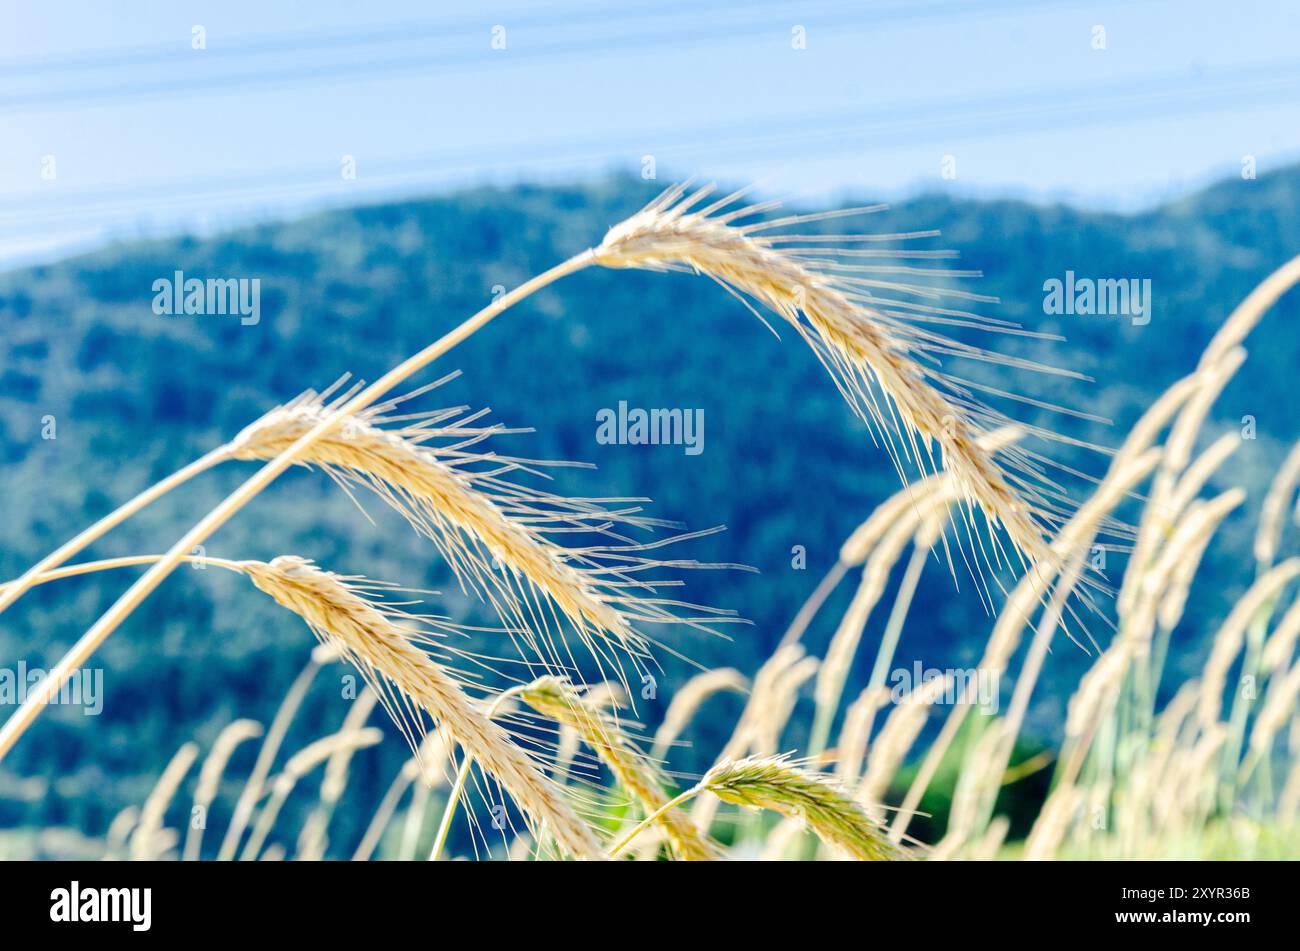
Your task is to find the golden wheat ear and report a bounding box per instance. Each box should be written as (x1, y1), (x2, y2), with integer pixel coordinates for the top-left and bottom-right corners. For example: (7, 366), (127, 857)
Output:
(239, 555), (606, 860)
(594, 183), (1096, 578)
(228, 378), (748, 692)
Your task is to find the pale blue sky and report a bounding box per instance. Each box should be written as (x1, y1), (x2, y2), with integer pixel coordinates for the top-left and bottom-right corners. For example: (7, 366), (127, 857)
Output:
(3, 0), (1299, 265)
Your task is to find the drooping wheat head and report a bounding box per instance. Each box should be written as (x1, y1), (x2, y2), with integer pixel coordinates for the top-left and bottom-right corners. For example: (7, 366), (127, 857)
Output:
(594, 183), (1083, 577)
(228, 378), (742, 691)
(240, 555), (606, 860)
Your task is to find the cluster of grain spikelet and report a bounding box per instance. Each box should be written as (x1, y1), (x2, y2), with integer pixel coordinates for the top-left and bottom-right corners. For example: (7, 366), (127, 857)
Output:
(5, 182), (1075, 853)
(945, 264), (1300, 859)
(20, 196), (1300, 863)
(226, 381), (740, 688)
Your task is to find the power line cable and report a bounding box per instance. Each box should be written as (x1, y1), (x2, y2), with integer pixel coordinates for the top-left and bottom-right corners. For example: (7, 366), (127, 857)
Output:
(4, 55), (1294, 235)
(0, 0), (1138, 112)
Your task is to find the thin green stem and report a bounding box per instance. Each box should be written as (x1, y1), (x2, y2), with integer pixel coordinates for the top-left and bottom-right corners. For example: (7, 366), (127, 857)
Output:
(608, 783), (705, 858)
(428, 749), (473, 862)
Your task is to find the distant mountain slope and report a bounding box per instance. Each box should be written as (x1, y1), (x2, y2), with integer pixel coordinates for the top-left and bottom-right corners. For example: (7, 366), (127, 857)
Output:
(1, 170), (1296, 847)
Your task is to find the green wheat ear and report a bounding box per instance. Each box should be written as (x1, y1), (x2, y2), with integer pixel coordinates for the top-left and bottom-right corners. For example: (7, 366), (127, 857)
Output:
(703, 754), (905, 861)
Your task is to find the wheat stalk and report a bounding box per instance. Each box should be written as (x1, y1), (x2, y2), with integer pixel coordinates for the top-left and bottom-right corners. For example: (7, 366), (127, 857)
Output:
(240, 728), (383, 861)
(1247, 658), (1300, 760)
(888, 447), (1161, 843)
(932, 450), (1166, 853)
(771, 483), (929, 654)
(752, 655), (820, 758)
(1198, 559), (1300, 727)
(712, 646), (810, 763)
(810, 486), (963, 762)
(838, 485), (939, 568)
(1129, 493), (1248, 652)
(1119, 353), (1246, 629)
(1256, 439), (1300, 568)
(1260, 596), (1300, 675)
(811, 427), (1025, 763)
(130, 741), (199, 861)
(1156, 498), (1240, 634)
(1280, 758), (1300, 825)
(296, 688), (379, 860)
(1162, 432), (1240, 533)
(353, 728), (453, 862)
(691, 644), (811, 833)
(104, 806), (139, 861)
(428, 691), (531, 861)
(217, 643), (339, 861)
(834, 685), (892, 787)
(1198, 254), (1300, 368)
(857, 674), (953, 812)
(1065, 644), (1134, 748)
(814, 503), (929, 736)
(973, 815), (1013, 860)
